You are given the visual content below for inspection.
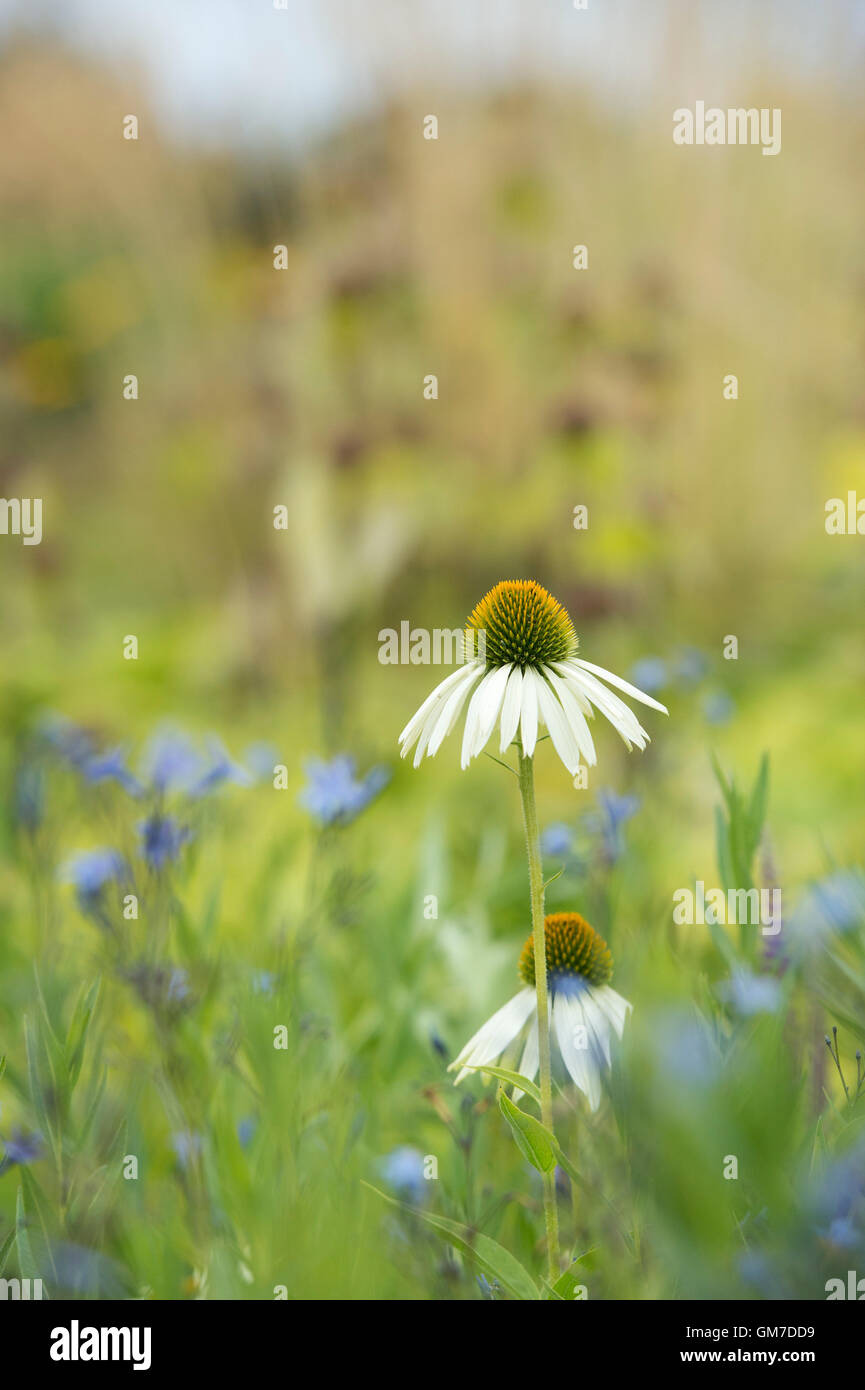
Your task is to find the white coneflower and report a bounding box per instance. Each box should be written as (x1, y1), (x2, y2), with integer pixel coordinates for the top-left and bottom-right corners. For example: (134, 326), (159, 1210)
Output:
(449, 913), (631, 1111)
(398, 580), (667, 778)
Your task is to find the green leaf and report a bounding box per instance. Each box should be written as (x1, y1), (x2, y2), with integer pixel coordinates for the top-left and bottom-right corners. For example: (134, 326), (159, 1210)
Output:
(746, 753), (770, 852)
(361, 1182), (539, 1301)
(19, 1167), (58, 1282)
(715, 805), (734, 893)
(0, 1226), (15, 1275)
(460, 1063), (542, 1105)
(545, 1250), (596, 1300)
(15, 1186), (41, 1284)
(24, 1015), (60, 1171)
(498, 1090), (556, 1173)
(65, 978), (101, 1090)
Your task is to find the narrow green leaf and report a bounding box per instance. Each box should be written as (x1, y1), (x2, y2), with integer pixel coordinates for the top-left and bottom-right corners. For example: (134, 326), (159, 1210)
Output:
(24, 1015), (60, 1170)
(0, 1226), (15, 1275)
(65, 978), (101, 1090)
(747, 753), (770, 850)
(545, 1250), (596, 1300)
(498, 1090), (556, 1173)
(19, 1167), (58, 1282)
(460, 1063), (542, 1105)
(714, 806), (734, 892)
(15, 1186), (41, 1283)
(361, 1182), (539, 1301)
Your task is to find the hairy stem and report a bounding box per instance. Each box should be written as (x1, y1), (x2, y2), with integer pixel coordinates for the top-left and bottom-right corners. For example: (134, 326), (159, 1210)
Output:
(517, 749), (560, 1281)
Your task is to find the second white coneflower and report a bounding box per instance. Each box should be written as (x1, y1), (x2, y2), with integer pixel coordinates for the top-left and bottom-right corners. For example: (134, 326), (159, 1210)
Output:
(450, 913), (631, 1112)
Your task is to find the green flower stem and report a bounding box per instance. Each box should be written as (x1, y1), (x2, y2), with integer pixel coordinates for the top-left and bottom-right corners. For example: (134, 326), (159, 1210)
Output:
(517, 749), (560, 1281)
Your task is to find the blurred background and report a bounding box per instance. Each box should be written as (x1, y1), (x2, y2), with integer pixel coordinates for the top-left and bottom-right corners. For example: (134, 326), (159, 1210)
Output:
(0, 0), (864, 1301)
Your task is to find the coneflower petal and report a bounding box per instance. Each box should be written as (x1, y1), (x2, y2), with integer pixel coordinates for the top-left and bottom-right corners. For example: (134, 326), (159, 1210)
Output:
(519, 667), (539, 757)
(414, 670), (478, 767)
(498, 665), (523, 753)
(425, 663), (485, 759)
(593, 984), (632, 1039)
(554, 994), (601, 1110)
(573, 657), (669, 715)
(399, 664), (480, 754)
(545, 669), (597, 766)
(471, 664), (512, 760)
(460, 668), (501, 769)
(557, 662), (649, 749)
(579, 986), (613, 1067)
(534, 672), (582, 776)
(450, 988), (536, 1083)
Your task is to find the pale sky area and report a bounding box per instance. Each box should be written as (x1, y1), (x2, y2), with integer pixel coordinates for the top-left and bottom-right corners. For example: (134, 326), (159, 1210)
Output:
(0, 0), (862, 150)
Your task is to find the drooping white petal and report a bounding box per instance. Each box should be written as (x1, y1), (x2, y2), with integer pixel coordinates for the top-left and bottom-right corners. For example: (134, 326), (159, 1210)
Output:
(545, 669), (597, 766)
(573, 657), (669, 715)
(412, 667), (480, 768)
(425, 662), (485, 759)
(512, 1016), (540, 1104)
(399, 663), (482, 755)
(498, 665), (523, 753)
(470, 664), (512, 760)
(460, 668), (502, 769)
(519, 666), (538, 757)
(579, 986), (613, 1067)
(534, 671), (582, 776)
(553, 993), (601, 1110)
(557, 662), (648, 750)
(592, 984), (632, 1039)
(450, 988), (537, 1083)
(518, 1018), (540, 1084)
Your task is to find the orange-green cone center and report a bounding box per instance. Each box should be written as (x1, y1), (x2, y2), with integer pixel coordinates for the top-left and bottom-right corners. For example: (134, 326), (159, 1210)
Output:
(519, 913), (613, 988)
(466, 580), (577, 670)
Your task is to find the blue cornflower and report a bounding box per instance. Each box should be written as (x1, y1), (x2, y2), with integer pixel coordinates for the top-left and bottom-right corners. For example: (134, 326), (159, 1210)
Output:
(13, 762), (44, 831)
(673, 647), (708, 686)
(541, 822), (573, 858)
(811, 1139), (865, 1247)
(299, 755), (388, 826)
(140, 728), (204, 795)
(171, 1130), (203, 1169)
(252, 970), (275, 996)
(720, 969), (781, 1017)
(0, 1129), (43, 1173)
(166, 968), (190, 1004)
(191, 736), (252, 796)
(628, 657), (668, 695)
(378, 1146), (427, 1203)
(786, 871), (865, 955)
(82, 747), (142, 796)
(243, 742), (281, 781)
(810, 871), (865, 933)
(237, 1117), (257, 1149)
(823, 1217), (860, 1249)
(40, 714), (94, 768)
(583, 788), (640, 863)
(61, 848), (126, 900)
(137, 814), (192, 870)
(702, 691), (735, 725)
(737, 1250), (781, 1298)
